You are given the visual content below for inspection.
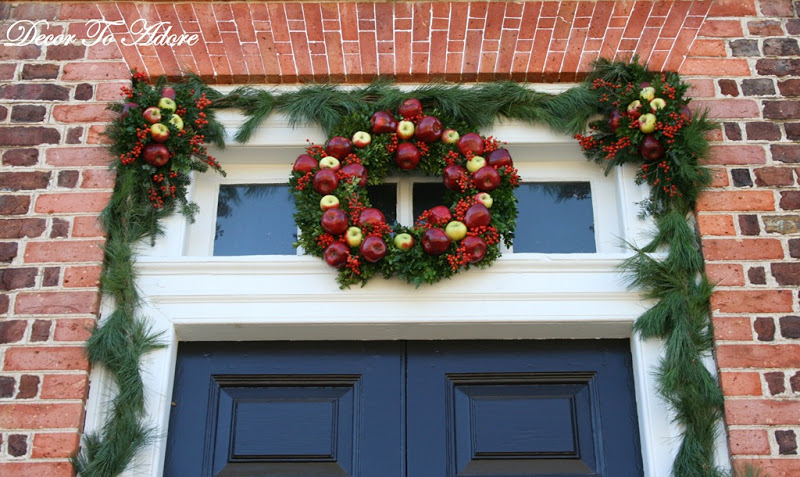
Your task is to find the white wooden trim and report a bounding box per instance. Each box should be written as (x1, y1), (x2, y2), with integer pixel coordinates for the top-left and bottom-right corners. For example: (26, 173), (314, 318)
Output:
(84, 108), (729, 477)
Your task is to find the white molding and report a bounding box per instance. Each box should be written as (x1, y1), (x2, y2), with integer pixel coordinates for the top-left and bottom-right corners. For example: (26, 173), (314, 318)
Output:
(83, 108), (729, 477)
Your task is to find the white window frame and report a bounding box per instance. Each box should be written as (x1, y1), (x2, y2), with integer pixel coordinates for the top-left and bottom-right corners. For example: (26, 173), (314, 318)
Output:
(85, 88), (730, 477)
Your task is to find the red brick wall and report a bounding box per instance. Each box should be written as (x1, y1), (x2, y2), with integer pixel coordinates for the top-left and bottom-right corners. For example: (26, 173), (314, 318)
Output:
(0, 1), (798, 475)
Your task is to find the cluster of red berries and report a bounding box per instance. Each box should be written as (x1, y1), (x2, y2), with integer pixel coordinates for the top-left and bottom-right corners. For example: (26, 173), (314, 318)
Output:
(483, 136), (501, 152)
(443, 150), (461, 167)
(385, 133), (399, 154)
(417, 141), (430, 157)
(147, 187), (165, 208)
(345, 253), (361, 275)
(195, 92), (212, 110)
(120, 86), (134, 98)
(446, 244), (471, 271)
(469, 225), (500, 246)
(602, 136), (632, 160)
(342, 153), (361, 165)
(498, 165), (520, 186)
(574, 134), (597, 151)
(590, 78), (622, 90)
(306, 144), (325, 156)
(131, 70), (148, 82)
(194, 111), (209, 128)
(452, 197), (474, 222)
(294, 171), (313, 191)
(315, 233), (336, 249)
(347, 196), (367, 224)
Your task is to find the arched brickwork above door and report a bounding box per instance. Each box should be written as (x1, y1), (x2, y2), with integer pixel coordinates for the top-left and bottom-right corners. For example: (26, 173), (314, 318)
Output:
(56, 1), (752, 84)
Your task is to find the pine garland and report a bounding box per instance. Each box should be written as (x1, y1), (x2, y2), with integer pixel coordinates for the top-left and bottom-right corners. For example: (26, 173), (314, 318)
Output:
(83, 59), (745, 477)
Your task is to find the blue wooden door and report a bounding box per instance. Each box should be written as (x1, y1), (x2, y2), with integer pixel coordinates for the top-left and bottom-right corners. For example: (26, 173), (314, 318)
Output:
(165, 340), (642, 476)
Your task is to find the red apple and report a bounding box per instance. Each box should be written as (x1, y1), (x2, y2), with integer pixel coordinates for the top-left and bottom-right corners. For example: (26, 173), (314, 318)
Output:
(457, 132), (484, 156)
(442, 164), (468, 191)
(421, 228), (451, 255)
(313, 169), (339, 195)
(475, 192), (493, 209)
(393, 233), (414, 250)
(325, 136), (353, 159)
(321, 208), (348, 235)
(395, 142), (421, 170)
(396, 120), (415, 140)
(352, 131), (371, 148)
(398, 98), (423, 119)
(441, 129), (460, 144)
(293, 154), (318, 173)
(640, 135), (665, 161)
(464, 203), (491, 229)
(607, 110), (623, 133)
(358, 208), (385, 228)
(120, 102), (138, 122)
(462, 235), (487, 263)
(680, 104), (692, 123)
(143, 107), (161, 124)
(415, 115), (443, 143)
(486, 148), (513, 168)
(360, 236), (387, 263)
(371, 111), (398, 134)
(428, 206), (452, 226)
(341, 163), (368, 187)
(324, 242), (349, 269)
(160, 87), (176, 100)
(473, 165), (501, 192)
(142, 143), (169, 167)
(627, 100), (642, 119)
(150, 123), (170, 143)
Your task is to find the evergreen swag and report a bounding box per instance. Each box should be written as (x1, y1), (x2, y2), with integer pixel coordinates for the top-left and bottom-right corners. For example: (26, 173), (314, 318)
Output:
(83, 58), (730, 477)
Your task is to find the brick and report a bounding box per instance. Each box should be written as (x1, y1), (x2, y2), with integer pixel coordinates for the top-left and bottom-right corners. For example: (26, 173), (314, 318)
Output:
(4, 346), (88, 371)
(35, 192), (111, 214)
(20, 64), (59, 80)
(63, 265), (101, 288)
(779, 79), (800, 96)
(10, 105), (46, 123)
(52, 104), (113, 123)
(719, 79), (739, 97)
(710, 167), (730, 187)
(0, 171), (50, 190)
(74, 83), (93, 101)
(686, 79), (716, 98)
(731, 169), (752, 187)
(790, 19), (800, 35)
(706, 145), (766, 165)
(81, 169), (115, 189)
(62, 61), (129, 80)
(779, 315), (800, 338)
(741, 78), (776, 96)
(711, 290), (794, 313)
(748, 266), (766, 285)
(764, 38), (800, 57)
(57, 170), (79, 188)
(0, 127), (60, 146)
(700, 20), (744, 37)
(739, 214), (761, 235)
(45, 45), (85, 61)
(2, 149), (37, 167)
(46, 147), (111, 167)
(792, 371), (800, 392)
(791, 238), (800, 258)
(708, 0), (757, 16)
(0, 45), (40, 61)
(729, 39), (760, 57)
(692, 99), (760, 119)
(0, 402), (84, 429)
(0, 242), (18, 262)
(703, 239), (784, 260)
(0, 84), (69, 101)
(780, 190), (800, 209)
(772, 145), (800, 163)
(718, 344), (800, 368)
(72, 216), (105, 238)
(765, 371), (786, 395)
(50, 218), (69, 239)
(0, 267), (37, 290)
(746, 122), (782, 141)
(0, 376), (14, 397)
(17, 375), (39, 399)
(8, 434), (27, 457)
(754, 317), (775, 341)
(755, 167), (795, 186)
(724, 122), (742, 140)
(0, 63), (16, 81)
(0, 463), (74, 477)
(786, 123), (800, 141)
(0, 219), (46, 239)
(728, 429), (770, 455)
(706, 263), (744, 286)
(15, 289), (100, 315)
(698, 214), (736, 236)
(0, 294), (8, 314)
(40, 374), (88, 400)
(772, 263), (800, 286)
(764, 215), (800, 234)
(43, 266), (59, 287)
(680, 58), (751, 76)
(760, 0), (796, 16)
(756, 59), (800, 77)
(0, 320), (26, 344)
(713, 316), (753, 341)
(31, 319), (51, 342)
(32, 432), (80, 459)
(748, 20), (784, 36)
(66, 127), (83, 144)
(54, 318), (94, 342)
(776, 430), (798, 455)
(765, 101), (800, 121)
(720, 372), (762, 396)
(697, 190), (775, 211)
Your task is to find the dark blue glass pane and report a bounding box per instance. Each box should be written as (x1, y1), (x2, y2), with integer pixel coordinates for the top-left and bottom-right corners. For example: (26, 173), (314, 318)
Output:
(413, 182), (448, 222)
(214, 184), (296, 256)
(367, 184), (397, 225)
(514, 182), (595, 253)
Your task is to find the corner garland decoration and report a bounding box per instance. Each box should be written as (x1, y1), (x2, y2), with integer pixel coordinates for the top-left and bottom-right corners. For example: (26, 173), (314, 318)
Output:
(83, 58), (734, 477)
(290, 101), (520, 287)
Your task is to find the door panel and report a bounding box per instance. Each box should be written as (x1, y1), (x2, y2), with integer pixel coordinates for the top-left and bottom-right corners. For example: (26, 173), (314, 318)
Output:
(164, 342), (404, 477)
(406, 340), (642, 477)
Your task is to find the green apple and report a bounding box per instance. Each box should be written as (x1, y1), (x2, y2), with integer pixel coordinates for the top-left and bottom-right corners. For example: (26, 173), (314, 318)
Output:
(158, 97), (176, 113)
(169, 114), (184, 131)
(475, 192), (493, 209)
(639, 113), (657, 134)
(393, 233), (414, 250)
(318, 156), (340, 172)
(649, 98), (667, 112)
(640, 87), (656, 102)
(466, 155), (487, 173)
(320, 195), (340, 211)
(445, 221), (467, 241)
(345, 226), (363, 248)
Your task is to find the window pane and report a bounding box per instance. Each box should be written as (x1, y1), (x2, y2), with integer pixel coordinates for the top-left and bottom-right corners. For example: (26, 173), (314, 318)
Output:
(413, 182), (449, 222)
(214, 184), (296, 256)
(514, 182), (595, 253)
(367, 184), (398, 225)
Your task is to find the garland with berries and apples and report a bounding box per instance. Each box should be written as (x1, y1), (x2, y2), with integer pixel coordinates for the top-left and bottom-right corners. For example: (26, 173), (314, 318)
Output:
(290, 98), (520, 288)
